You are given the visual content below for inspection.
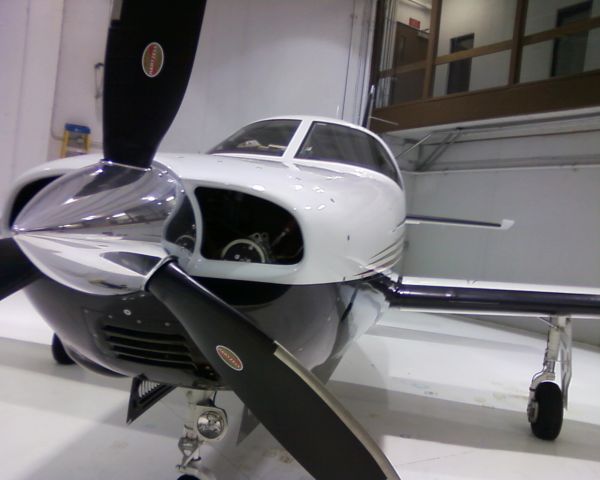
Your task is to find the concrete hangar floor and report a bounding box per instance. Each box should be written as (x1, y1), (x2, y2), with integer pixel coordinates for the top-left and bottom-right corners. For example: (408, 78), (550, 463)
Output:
(0, 291), (599, 480)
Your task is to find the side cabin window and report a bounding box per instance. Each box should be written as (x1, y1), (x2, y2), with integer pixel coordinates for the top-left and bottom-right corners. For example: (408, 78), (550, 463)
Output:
(209, 119), (301, 157)
(296, 122), (401, 186)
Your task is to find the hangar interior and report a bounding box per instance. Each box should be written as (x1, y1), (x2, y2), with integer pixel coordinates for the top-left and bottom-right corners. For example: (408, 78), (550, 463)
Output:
(0, 0), (599, 479)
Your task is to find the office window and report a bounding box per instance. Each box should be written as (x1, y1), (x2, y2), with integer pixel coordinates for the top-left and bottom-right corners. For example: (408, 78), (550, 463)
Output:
(552, 1), (593, 77)
(447, 33), (474, 94)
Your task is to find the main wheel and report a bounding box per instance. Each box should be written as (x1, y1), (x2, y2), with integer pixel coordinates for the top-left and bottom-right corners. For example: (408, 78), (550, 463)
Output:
(177, 476), (199, 480)
(529, 382), (563, 440)
(51, 334), (75, 365)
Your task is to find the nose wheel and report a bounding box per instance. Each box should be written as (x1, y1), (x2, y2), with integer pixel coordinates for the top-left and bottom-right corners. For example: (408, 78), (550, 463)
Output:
(527, 315), (572, 440)
(175, 390), (228, 480)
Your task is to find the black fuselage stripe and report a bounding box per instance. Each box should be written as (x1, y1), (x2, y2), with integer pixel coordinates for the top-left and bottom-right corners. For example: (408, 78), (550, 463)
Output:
(407, 215), (501, 228)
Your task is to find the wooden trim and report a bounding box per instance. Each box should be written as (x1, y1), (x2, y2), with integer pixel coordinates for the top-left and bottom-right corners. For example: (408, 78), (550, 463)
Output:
(421, 0), (442, 99)
(379, 60), (427, 78)
(523, 15), (600, 46)
(370, 70), (600, 133)
(434, 39), (512, 65)
(508, 0), (528, 85)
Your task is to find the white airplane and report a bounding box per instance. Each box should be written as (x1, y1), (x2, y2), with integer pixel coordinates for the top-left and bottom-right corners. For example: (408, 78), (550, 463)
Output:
(1, 1), (599, 479)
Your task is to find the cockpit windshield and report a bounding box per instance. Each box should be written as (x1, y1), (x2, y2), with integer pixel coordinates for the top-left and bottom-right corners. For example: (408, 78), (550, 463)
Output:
(296, 122), (401, 185)
(208, 119), (300, 157)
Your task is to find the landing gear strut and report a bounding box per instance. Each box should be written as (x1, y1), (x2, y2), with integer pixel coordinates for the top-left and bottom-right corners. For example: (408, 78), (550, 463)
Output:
(527, 315), (572, 440)
(176, 390), (228, 480)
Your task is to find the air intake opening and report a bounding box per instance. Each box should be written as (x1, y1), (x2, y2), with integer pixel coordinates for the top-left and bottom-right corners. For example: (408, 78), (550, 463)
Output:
(196, 187), (303, 265)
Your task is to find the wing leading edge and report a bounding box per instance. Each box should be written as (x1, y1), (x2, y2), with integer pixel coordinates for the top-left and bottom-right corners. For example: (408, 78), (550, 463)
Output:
(368, 274), (600, 318)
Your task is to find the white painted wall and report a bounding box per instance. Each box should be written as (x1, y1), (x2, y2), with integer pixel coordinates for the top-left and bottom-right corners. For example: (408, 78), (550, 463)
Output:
(402, 165), (600, 288)
(0, 0), (64, 206)
(0, 0), (64, 345)
(47, 0), (112, 158)
(164, 0), (374, 153)
(49, 0), (375, 158)
(400, 162), (600, 344)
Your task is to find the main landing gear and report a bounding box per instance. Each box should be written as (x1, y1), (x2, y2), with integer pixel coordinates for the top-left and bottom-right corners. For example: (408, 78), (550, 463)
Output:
(175, 390), (228, 480)
(527, 315), (572, 440)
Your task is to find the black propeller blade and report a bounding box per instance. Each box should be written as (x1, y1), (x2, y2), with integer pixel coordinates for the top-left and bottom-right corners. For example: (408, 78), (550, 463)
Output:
(147, 262), (399, 480)
(0, 238), (39, 302)
(103, 0), (206, 168)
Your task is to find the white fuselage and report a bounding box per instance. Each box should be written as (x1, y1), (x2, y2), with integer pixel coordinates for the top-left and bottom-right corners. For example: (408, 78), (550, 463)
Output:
(3, 116), (407, 286)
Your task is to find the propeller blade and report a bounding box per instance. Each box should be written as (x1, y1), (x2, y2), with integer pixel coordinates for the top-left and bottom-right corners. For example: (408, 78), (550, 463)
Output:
(0, 238), (40, 301)
(147, 262), (399, 480)
(103, 0), (206, 168)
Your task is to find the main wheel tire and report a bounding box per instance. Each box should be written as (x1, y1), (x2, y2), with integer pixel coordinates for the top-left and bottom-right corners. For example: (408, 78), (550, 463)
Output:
(530, 382), (563, 440)
(51, 334), (75, 365)
(177, 476), (199, 480)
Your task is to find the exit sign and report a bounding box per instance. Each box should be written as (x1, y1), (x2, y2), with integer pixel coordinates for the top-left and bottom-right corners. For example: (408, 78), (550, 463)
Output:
(409, 17), (421, 29)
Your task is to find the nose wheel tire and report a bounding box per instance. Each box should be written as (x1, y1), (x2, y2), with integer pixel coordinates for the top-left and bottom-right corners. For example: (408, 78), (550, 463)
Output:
(51, 334), (75, 365)
(529, 382), (563, 441)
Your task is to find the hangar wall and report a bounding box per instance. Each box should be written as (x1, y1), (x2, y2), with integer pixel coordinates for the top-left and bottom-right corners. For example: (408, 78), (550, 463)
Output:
(163, 0), (375, 153)
(399, 161), (600, 344)
(0, 0), (375, 189)
(0, 0), (63, 209)
(402, 165), (600, 288)
(386, 112), (600, 298)
(48, 0), (375, 158)
(392, 115), (600, 289)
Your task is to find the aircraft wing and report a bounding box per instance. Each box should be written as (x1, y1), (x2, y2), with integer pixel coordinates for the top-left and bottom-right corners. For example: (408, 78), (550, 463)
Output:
(366, 272), (600, 441)
(368, 274), (600, 318)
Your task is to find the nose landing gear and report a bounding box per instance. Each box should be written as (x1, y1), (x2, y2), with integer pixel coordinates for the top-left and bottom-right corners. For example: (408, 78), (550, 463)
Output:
(176, 390), (228, 480)
(527, 315), (572, 440)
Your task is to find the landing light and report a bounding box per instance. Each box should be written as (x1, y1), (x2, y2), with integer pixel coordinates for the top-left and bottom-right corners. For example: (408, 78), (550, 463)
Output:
(196, 409), (227, 440)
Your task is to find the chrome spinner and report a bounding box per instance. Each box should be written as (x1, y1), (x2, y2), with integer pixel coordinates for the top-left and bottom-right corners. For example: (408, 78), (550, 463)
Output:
(12, 162), (188, 296)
